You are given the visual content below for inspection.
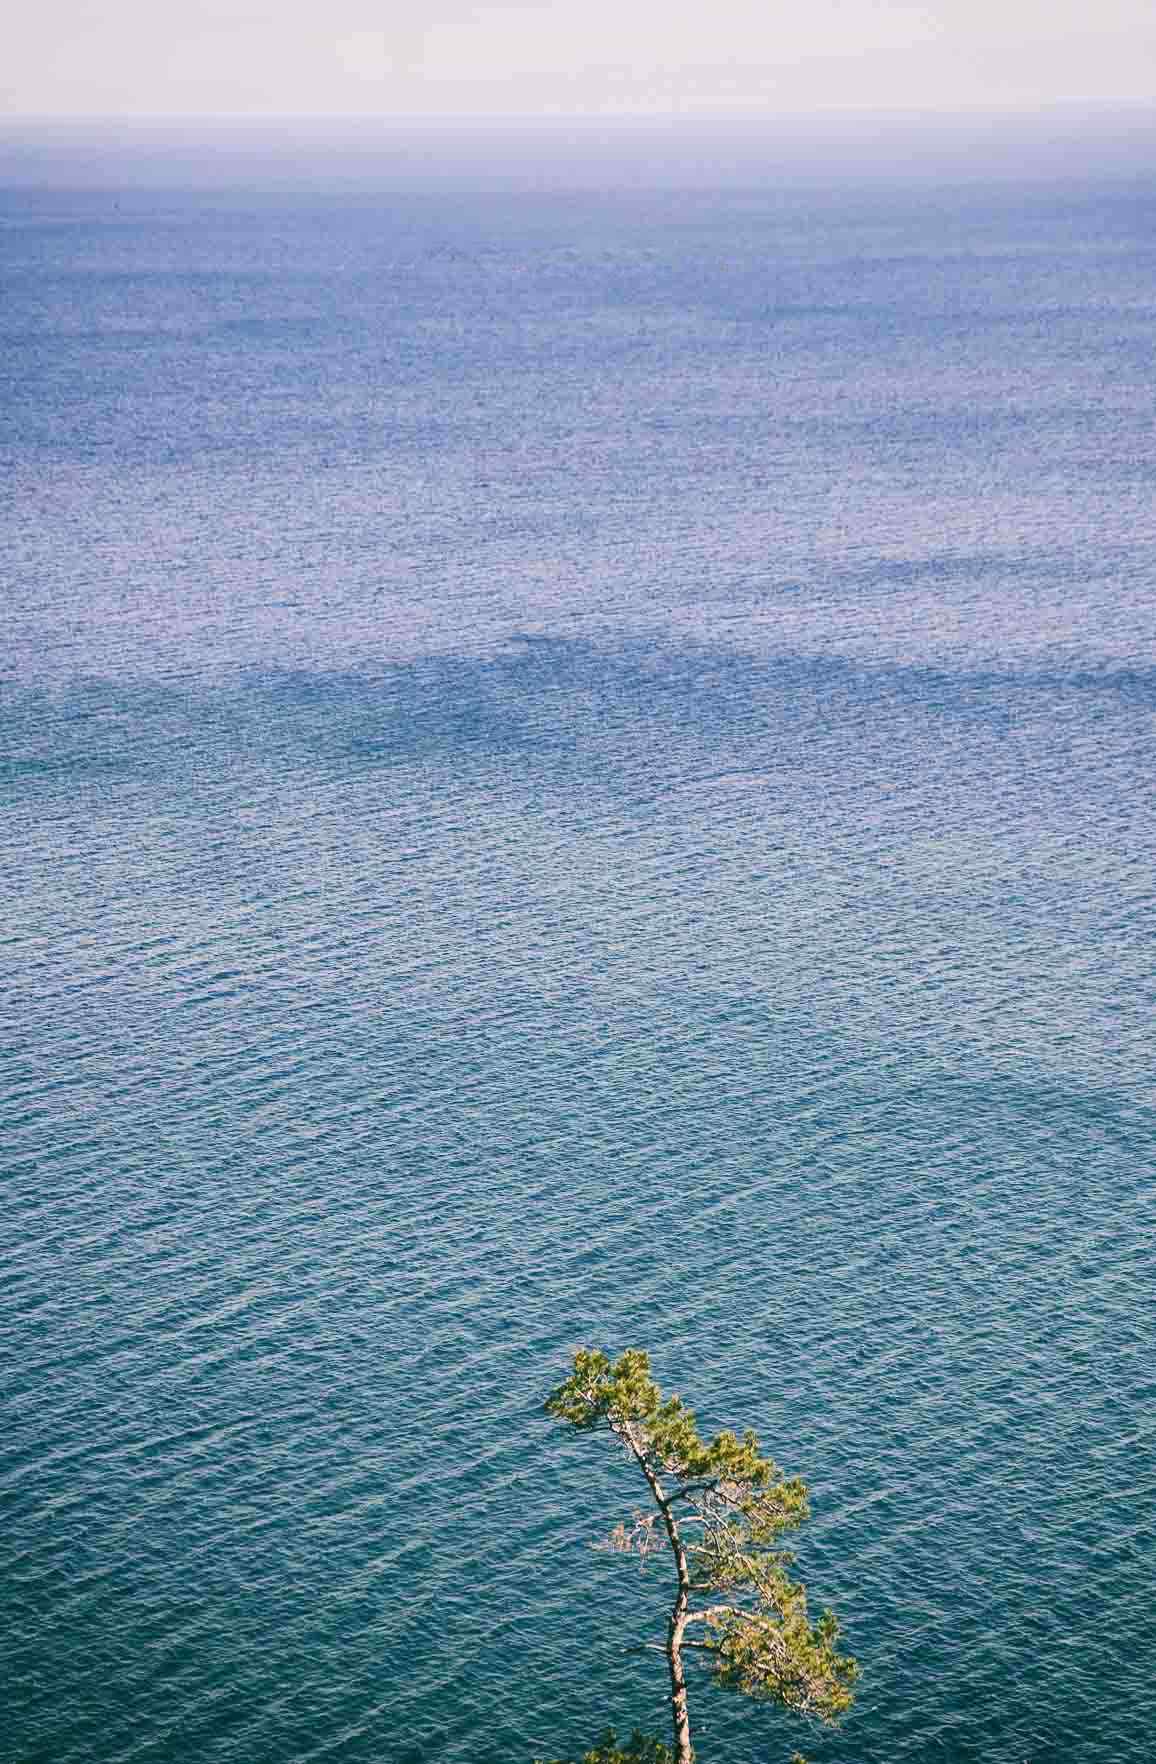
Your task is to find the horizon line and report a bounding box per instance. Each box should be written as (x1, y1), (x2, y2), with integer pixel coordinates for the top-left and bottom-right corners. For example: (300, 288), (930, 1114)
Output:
(5, 98), (1156, 126)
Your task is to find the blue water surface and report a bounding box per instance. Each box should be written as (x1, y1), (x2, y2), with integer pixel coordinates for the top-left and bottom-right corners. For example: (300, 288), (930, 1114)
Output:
(2, 177), (1155, 1764)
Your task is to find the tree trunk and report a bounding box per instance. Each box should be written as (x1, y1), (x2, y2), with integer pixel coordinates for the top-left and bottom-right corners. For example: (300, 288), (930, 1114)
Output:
(666, 1598), (694, 1764)
(625, 1429), (695, 1764)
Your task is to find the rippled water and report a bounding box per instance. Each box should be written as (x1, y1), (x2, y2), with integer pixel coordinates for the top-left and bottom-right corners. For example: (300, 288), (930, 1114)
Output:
(3, 179), (1155, 1764)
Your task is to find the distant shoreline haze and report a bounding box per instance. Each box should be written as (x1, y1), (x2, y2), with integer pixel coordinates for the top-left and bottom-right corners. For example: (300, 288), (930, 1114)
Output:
(3, 106), (1156, 190)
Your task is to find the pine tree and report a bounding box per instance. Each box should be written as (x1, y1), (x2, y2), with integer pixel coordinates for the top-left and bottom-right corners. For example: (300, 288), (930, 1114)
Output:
(541, 1349), (857, 1764)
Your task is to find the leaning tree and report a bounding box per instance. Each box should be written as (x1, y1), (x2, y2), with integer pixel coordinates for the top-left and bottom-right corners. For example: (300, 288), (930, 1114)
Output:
(540, 1348), (858, 1764)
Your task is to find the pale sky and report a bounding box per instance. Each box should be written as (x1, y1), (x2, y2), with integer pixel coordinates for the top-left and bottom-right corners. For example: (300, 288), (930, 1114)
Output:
(4, 0), (1156, 118)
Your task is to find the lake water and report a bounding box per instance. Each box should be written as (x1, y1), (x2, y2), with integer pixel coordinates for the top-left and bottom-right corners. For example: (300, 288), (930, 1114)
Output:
(3, 172), (1155, 1764)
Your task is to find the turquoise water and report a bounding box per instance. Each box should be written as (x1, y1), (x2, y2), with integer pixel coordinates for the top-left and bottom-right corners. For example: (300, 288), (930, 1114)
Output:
(3, 180), (1155, 1764)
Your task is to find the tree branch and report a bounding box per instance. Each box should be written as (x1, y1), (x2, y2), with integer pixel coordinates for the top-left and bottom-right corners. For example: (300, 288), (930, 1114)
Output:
(683, 1604), (744, 1626)
(667, 1480), (722, 1503)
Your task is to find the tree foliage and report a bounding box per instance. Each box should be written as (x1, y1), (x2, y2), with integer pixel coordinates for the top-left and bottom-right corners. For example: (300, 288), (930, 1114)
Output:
(542, 1349), (857, 1763)
(536, 1730), (674, 1764)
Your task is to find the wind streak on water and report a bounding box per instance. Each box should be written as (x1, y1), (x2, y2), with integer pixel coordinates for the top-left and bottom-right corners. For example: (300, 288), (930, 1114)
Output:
(2, 181), (1156, 1764)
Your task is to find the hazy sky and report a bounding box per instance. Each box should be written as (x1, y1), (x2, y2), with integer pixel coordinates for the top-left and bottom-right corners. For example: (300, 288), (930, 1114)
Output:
(5, 0), (1156, 118)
